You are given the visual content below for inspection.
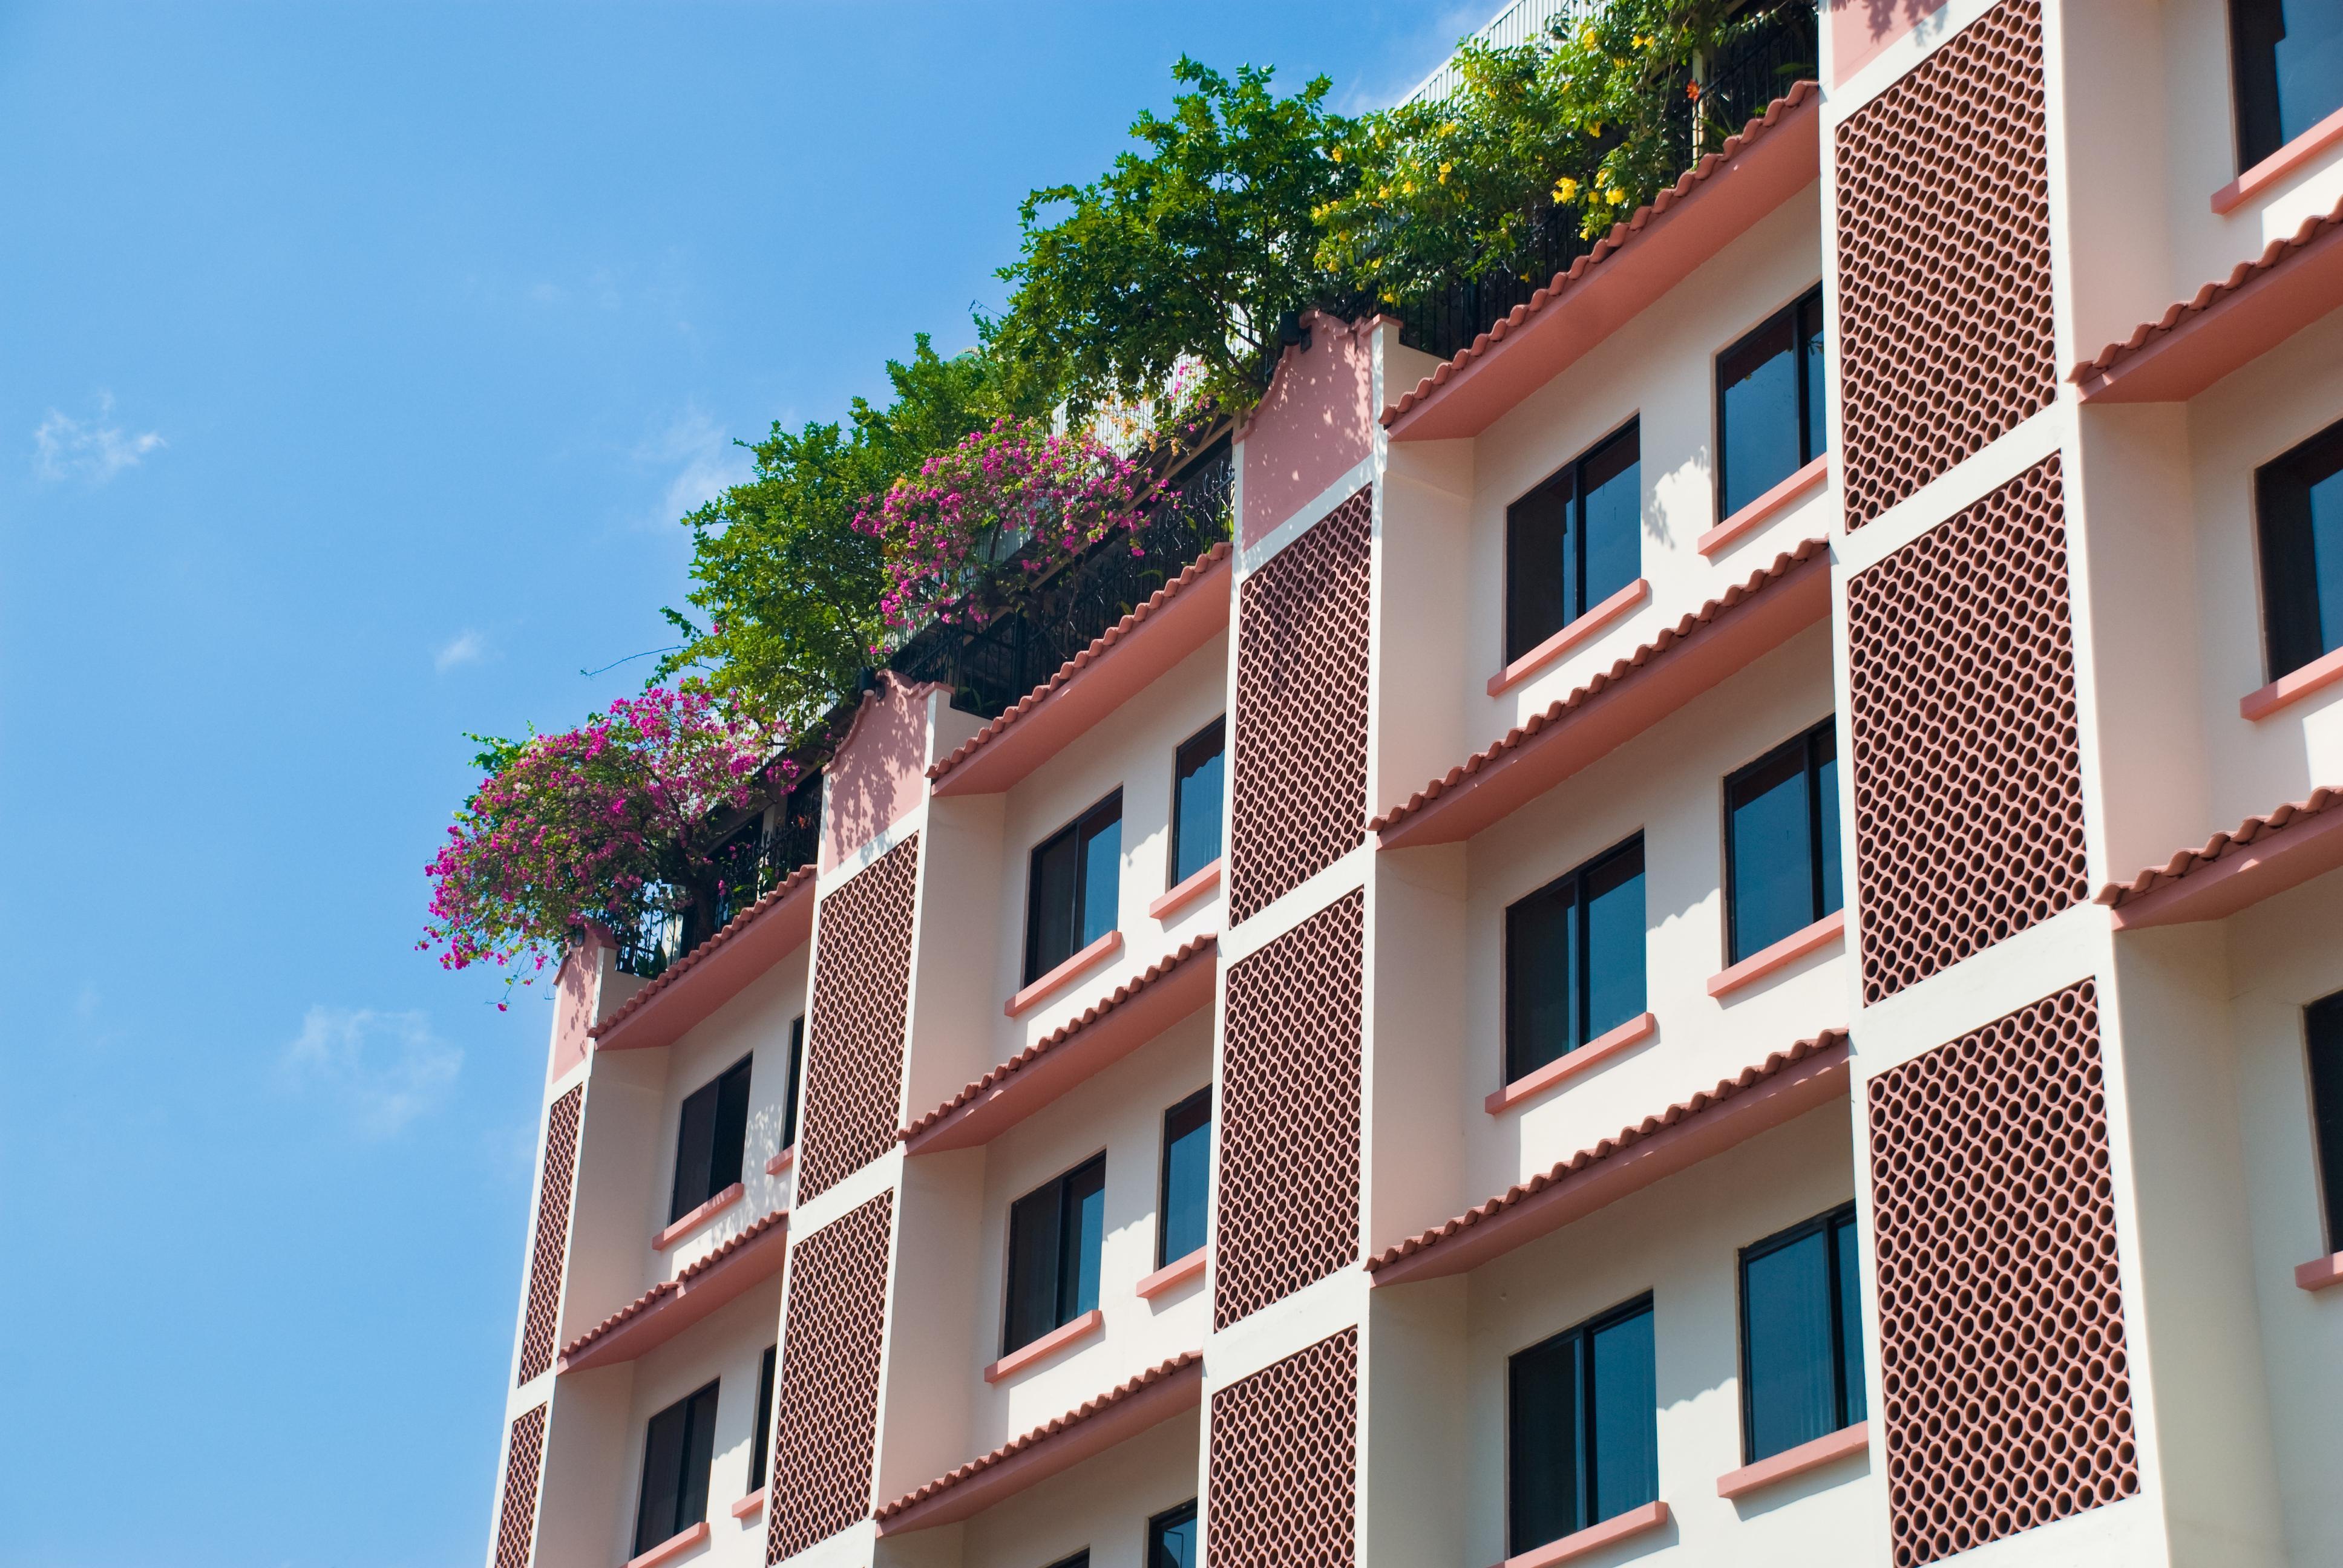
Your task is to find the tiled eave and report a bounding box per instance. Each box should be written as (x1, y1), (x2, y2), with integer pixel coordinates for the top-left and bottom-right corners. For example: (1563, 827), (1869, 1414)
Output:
(928, 543), (1233, 797)
(556, 1209), (789, 1374)
(1368, 1030), (1849, 1288)
(1382, 82), (1820, 442)
(2072, 193), (2343, 402)
(1372, 540), (1829, 848)
(902, 935), (1219, 1154)
(2096, 786), (2343, 929)
(591, 866), (817, 1053)
(874, 1353), (1203, 1535)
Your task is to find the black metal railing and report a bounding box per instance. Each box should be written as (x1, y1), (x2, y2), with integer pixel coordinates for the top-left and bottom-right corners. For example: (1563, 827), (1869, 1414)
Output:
(612, 764), (825, 980)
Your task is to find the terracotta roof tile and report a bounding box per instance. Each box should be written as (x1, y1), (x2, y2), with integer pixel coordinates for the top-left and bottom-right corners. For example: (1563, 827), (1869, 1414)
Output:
(588, 864), (816, 1039)
(2072, 192), (2343, 384)
(874, 1351), (1202, 1521)
(2095, 786), (2343, 907)
(555, 1207), (789, 1364)
(899, 933), (1219, 1143)
(1381, 82), (1820, 428)
(927, 543), (1233, 785)
(1369, 538), (1829, 837)
(1366, 1028), (1848, 1275)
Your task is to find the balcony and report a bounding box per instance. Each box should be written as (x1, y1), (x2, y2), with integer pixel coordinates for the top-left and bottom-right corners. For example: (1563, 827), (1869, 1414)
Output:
(614, 769), (823, 981)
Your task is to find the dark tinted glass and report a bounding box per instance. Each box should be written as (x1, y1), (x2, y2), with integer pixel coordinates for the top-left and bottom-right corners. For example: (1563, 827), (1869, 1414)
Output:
(1726, 722), (1839, 962)
(1045, 1555), (1092, 1568)
(1582, 841), (1646, 1042)
(1026, 825), (1081, 984)
(1720, 309), (1801, 516)
(1149, 1500), (1199, 1568)
(2307, 992), (2343, 1253)
(1580, 425), (1641, 611)
(1059, 1154), (1107, 1320)
(1587, 1306), (1657, 1521)
(1160, 1089), (1212, 1264)
(1004, 1179), (1066, 1352)
(1079, 805), (1122, 950)
(1815, 728), (1843, 920)
(1506, 837), (1645, 1082)
(1800, 290), (1829, 463)
(781, 1016), (804, 1151)
(1836, 1215), (1867, 1424)
(672, 1077), (719, 1220)
(1509, 1330), (1580, 1553)
(1744, 1229), (1835, 1460)
(1172, 719), (1227, 885)
(2230, 0), (2343, 168)
(2257, 420), (2343, 681)
(749, 1344), (776, 1491)
(1506, 468), (1576, 663)
(634, 1380), (719, 1553)
(710, 1056), (752, 1192)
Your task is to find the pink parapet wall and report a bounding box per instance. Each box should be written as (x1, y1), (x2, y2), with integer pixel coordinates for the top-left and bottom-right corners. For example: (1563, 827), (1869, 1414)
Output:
(1238, 313), (1377, 549)
(547, 924), (611, 1085)
(1830, 0), (1952, 85)
(822, 671), (942, 873)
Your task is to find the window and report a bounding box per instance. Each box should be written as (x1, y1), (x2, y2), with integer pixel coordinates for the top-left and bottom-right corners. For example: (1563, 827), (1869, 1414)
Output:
(670, 1055), (753, 1223)
(2229, 0), (2343, 171)
(2256, 419), (2343, 682)
(1724, 720), (1843, 965)
(1026, 792), (1123, 983)
(633, 1380), (719, 1555)
(1148, 1500), (1199, 1567)
(1158, 1089), (1212, 1266)
(781, 1015), (804, 1152)
(1740, 1205), (1866, 1465)
(747, 1344), (776, 1492)
(1505, 837), (1646, 1083)
(1170, 717), (1227, 887)
(1004, 1153), (1107, 1354)
(1717, 285), (1827, 519)
(2307, 990), (2343, 1253)
(1043, 1556), (1090, 1568)
(1506, 421), (1642, 664)
(1509, 1297), (1658, 1556)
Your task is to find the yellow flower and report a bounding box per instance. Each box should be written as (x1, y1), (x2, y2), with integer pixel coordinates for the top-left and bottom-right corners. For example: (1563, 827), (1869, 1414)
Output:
(1438, 161), (1452, 183)
(1401, 180), (1415, 194)
(1588, 122), (1604, 137)
(1330, 146), (1343, 162)
(1579, 25), (1597, 46)
(1553, 176), (1579, 201)
(1594, 166), (1610, 185)
(1633, 33), (1651, 47)
(1606, 186), (1627, 204)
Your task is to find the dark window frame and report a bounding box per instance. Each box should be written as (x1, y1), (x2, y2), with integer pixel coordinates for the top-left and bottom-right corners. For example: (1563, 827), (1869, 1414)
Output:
(2254, 417), (2343, 683)
(1722, 718), (1841, 965)
(1502, 833), (1648, 1085)
(1043, 1555), (1092, 1568)
(780, 1015), (805, 1152)
(1157, 1087), (1213, 1267)
(1024, 790), (1124, 985)
(1504, 417), (1643, 665)
(632, 1378), (721, 1555)
(1506, 1293), (1659, 1556)
(1736, 1203), (1865, 1465)
(2306, 990), (2343, 1255)
(1714, 283), (1827, 521)
(2227, 0), (2343, 172)
(669, 1054), (754, 1224)
(1001, 1151), (1109, 1356)
(1147, 1498), (1199, 1567)
(747, 1344), (777, 1492)
(1168, 716), (1227, 889)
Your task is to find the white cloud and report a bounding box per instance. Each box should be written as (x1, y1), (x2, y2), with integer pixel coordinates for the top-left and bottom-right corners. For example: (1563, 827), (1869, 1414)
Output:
(33, 392), (165, 483)
(434, 629), (489, 673)
(280, 1006), (463, 1137)
(635, 405), (752, 529)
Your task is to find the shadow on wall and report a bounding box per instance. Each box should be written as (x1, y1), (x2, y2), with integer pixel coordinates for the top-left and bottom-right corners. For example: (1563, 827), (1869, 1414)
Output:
(1239, 315), (1377, 551)
(1827, 0), (1953, 85)
(821, 673), (934, 875)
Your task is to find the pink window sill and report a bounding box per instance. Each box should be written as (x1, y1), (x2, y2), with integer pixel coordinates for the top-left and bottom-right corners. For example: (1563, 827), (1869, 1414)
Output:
(2242, 645), (2343, 721)
(654, 1182), (743, 1252)
(729, 1488), (766, 1521)
(1717, 1420), (1869, 1500)
(1487, 578), (1651, 697)
(1138, 1247), (1206, 1300)
(984, 1307), (1104, 1383)
(2213, 104), (2343, 215)
(1486, 1013), (1659, 1115)
(1492, 1500), (1669, 1568)
(2295, 1250), (2343, 1292)
(765, 1145), (795, 1177)
(1006, 930), (1122, 1018)
(1699, 454), (1827, 557)
(626, 1521), (710, 1568)
(1708, 910), (1845, 1000)
(1149, 859), (1222, 921)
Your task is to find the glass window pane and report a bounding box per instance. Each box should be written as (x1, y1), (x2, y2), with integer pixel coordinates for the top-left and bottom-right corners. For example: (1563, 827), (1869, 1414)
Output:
(1836, 1217), (1867, 1426)
(1161, 1092), (1212, 1264)
(710, 1057), (752, 1193)
(782, 1017), (804, 1149)
(1728, 742), (1817, 961)
(1813, 728), (1844, 919)
(2312, 466), (2343, 662)
(1588, 1308), (1657, 1521)
(1149, 1501), (1199, 1568)
(670, 1080), (718, 1222)
(750, 1345), (776, 1491)
(1027, 828), (1080, 982)
(1173, 721), (1225, 884)
(1078, 798), (1122, 950)
(1509, 1333), (1581, 1553)
(1506, 877), (1576, 1080)
(634, 1400), (688, 1552)
(678, 1382), (719, 1529)
(2256, 422), (2343, 679)
(1720, 310), (1801, 517)
(2274, 0), (2343, 146)
(1004, 1181), (1064, 1352)
(1060, 1156), (1107, 1321)
(1745, 1230), (1835, 1461)
(1579, 426), (1642, 612)
(1800, 289), (1829, 463)
(1507, 470), (1575, 662)
(2307, 993), (2343, 1254)
(1582, 841), (1647, 1042)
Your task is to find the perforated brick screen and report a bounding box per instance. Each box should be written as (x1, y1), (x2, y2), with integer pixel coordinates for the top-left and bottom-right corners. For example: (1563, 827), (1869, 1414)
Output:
(767, 1191), (894, 1561)
(515, 1086), (582, 1384)
(1846, 456), (2085, 1004)
(492, 1402), (546, 1568)
(1868, 980), (2137, 1564)
(799, 836), (919, 1201)
(1834, 0), (2055, 529)
(1207, 1326), (1358, 1568)
(1214, 890), (1363, 1330)
(1228, 489), (1371, 923)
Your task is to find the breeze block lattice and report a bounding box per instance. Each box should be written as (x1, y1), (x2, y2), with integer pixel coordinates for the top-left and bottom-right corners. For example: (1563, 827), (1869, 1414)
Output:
(1207, 1326), (1359, 1568)
(1228, 488), (1372, 923)
(798, 834), (920, 1201)
(493, 1402), (546, 1568)
(1214, 890), (1365, 1330)
(1834, 0), (2056, 529)
(1846, 455), (2086, 1003)
(1868, 980), (2138, 1566)
(767, 1191), (896, 1563)
(516, 1086), (582, 1383)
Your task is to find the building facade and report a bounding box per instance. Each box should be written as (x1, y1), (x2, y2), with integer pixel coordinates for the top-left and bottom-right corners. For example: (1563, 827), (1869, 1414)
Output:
(485, 2), (2343, 1565)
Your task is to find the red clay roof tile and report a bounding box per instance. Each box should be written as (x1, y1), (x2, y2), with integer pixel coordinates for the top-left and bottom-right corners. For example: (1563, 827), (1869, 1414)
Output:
(2095, 786), (2343, 908)
(588, 864), (815, 1040)
(555, 1207), (789, 1365)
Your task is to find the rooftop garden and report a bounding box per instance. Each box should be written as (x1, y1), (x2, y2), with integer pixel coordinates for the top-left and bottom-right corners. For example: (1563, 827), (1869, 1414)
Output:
(424, 0), (1817, 998)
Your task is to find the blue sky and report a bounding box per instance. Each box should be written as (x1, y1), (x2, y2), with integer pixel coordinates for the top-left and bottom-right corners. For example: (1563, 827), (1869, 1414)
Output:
(0, 4), (1486, 1563)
